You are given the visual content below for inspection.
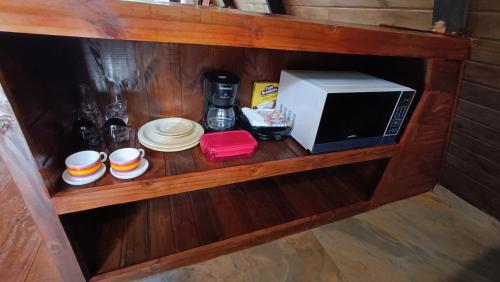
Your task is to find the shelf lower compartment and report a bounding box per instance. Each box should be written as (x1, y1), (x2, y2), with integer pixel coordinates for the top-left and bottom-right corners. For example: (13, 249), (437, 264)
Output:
(60, 159), (388, 280)
(52, 135), (399, 215)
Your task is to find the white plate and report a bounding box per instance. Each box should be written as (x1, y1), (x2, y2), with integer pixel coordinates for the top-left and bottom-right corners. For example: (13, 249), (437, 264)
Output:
(110, 158), (149, 179)
(138, 120), (204, 151)
(141, 122), (203, 146)
(152, 118), (194, 137)
(138, 132), (200, 149)
(140, 140), (200, 152)
(62, 164), (106, 186)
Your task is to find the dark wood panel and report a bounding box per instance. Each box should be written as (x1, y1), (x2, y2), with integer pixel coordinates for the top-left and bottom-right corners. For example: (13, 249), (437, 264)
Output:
(179, 44), (213, 122)
(142, 42), (183, 118)
(148, 197), (175, 259)
(0, 1), (469, 60)
(453, 115), (500, 147)
(470, 0), (500, 11)
(170, 193), (200, 253)
(63, 160), (382, 278)
(460, 80), (500, 111)
(425, 59), (462, 93)
(0, 35), (80, 196)
(433, 0), (471, 34)
(470, 38), (500, 66)
(0, 62), (85, 280)
(450, 129), (500, 164)
(464, 61), (500, 89)
(467, 12), (500, 39)
(121, 202), (149, 267)
(441, 164), (500, 219)
(445, 151), (500, 190)
(447, 143), (500, 184)
(456, 99), (500, 130)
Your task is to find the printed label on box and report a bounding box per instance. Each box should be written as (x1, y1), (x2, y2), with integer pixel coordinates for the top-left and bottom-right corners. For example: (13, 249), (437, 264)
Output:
(251, 82), (279, 109)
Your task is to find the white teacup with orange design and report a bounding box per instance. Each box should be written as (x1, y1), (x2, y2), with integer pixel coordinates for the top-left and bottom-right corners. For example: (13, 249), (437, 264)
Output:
(65, 150), (107, 178)
(109, 148), (145, 173)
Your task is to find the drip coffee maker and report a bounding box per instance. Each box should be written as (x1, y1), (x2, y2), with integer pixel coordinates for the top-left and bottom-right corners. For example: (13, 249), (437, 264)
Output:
(203, 71), (240, 131)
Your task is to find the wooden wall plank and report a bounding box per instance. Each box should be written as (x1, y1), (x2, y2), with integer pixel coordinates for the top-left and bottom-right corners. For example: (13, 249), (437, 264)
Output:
(467, 12), (500, 39)
(456, 99), (500, 130)
(142, 42), (183, 118)
(328, 8), (432, 30)
(470, 0), (500, 11)
(447, 143), (500, 189)
(450, 129), (500, 164)
(463, 61), (500, 89)
(441, 164), (500, 219)
(441, 3), (500, 220)
(453, 115), (500, 147)
(470, 38), (500, 65)
(285, 7), (433, 30)
(284, 0), (434, 9)
(460, 81), (500, 111)
(179, 45), (212, 122)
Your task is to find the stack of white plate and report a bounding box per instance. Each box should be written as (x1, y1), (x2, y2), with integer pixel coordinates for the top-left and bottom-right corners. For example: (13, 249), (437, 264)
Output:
(138, 118), (204, 152)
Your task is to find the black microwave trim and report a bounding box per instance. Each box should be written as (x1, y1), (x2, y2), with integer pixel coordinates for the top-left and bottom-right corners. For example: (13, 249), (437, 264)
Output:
(311, 90), (415, 153)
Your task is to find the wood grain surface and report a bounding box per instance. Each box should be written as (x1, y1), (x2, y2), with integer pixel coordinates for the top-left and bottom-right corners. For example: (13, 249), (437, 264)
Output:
(440, 3), (500, 220)
(0, 1), (469, 60)
(373, 59), (462, 205)
(0, 79), (84, 280)
(0, 2), (469, 278)
(53, 140), (399, 215)
(0, 157), (62, 282)
(60, 160), (386, 279)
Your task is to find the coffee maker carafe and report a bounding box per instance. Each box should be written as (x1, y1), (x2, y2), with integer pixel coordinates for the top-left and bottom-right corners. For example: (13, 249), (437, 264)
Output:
(203, 71), (240, 131)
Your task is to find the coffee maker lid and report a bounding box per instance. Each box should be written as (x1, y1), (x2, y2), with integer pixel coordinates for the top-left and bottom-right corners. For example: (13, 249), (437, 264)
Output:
(205, 71), (240, 84)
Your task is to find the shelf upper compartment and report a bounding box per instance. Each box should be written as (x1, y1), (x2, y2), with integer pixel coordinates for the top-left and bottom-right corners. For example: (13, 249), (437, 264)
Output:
(0, 1), (469, 60)
(52, 137), (400, 215)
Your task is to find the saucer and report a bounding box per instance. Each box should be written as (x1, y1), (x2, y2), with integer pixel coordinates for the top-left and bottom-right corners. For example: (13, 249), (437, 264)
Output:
(110, 158), (149, 179)
(62, 164), (106, 185)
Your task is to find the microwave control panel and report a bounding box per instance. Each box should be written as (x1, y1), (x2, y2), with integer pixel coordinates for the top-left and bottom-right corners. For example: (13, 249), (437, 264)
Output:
(384, 91), (415, 136)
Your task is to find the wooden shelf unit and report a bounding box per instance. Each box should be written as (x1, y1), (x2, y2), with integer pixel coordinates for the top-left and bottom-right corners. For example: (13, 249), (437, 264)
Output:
(61, 159), (388, 280)
(0, 2), (468, 282)
(53, 134), (400, 214)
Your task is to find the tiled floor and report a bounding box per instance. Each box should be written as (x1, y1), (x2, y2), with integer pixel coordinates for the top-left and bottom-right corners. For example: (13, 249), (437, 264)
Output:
(141, 185), (500, 282)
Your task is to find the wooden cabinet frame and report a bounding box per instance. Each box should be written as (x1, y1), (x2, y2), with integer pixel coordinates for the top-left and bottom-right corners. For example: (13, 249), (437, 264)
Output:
(0, 1), (468, 281)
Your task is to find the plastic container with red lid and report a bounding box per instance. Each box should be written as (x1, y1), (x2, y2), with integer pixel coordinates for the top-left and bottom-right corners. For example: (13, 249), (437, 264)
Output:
(200, 130), (258, 161)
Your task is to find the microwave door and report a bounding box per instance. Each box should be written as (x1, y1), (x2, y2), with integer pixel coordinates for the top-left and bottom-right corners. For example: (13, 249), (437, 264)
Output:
(313, 91), (401, 153)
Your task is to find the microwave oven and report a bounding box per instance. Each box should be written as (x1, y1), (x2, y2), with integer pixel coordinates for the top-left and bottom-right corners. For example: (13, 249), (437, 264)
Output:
(276, 71), (416, 154)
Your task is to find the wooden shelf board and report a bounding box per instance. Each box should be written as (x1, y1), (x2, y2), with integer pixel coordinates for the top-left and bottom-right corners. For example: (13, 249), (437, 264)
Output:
(60, 161), (386, 280)
(52, 138), (399, 215)
(0, 1), (469, 60)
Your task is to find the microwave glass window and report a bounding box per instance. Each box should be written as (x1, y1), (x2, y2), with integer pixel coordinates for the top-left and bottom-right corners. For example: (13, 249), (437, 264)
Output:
(315, 91), (400, 144)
